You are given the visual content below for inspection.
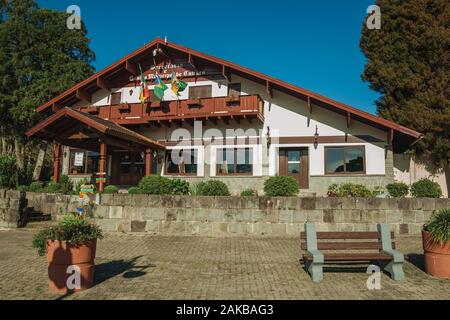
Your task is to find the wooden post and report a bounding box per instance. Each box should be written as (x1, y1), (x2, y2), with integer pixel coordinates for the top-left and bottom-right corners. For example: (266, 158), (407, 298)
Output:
(145, 148), (152, 176)
(99, 142), (107, 192)
(53, 142), (62, 183)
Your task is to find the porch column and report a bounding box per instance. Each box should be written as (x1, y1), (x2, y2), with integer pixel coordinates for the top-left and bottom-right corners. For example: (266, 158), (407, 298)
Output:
(53, 142), (62, 183)
(145, 148), (152, 176)
(99, 142), (107, 192)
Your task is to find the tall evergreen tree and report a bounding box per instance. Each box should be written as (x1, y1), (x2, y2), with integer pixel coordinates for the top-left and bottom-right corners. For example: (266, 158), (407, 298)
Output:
(0, 0), (95, 178)
(360, 0), (450, 193)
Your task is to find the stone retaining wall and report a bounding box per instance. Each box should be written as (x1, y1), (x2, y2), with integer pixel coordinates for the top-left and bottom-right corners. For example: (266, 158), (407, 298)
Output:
(2, 189), (448, 236)
(0, 190), (27, 228)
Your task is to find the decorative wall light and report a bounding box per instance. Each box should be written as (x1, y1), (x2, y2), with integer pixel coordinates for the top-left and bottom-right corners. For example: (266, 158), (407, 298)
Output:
(266, 126), (271, 150)
(313, 125), (319, 149)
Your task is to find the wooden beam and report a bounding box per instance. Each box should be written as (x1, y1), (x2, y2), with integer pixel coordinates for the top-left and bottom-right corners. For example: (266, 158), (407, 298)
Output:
(188, 53), (197, 69)
(307, 96), (312, 114)
(347, 112), (351, 129)
(222, 116), (229, 125)
(222, 65), (231, 82)
(76, 88), (91, 103)
(162, 120), (171, 128)
(388, 128), (394, 144)
(53, 142), (61, 183)
(125, 60), (139, 76)
(231, 115), (240, 124)
(145, 148), (152, 176)
(96, 77), (112, 92)
(51, 103), (63, 113)
(266, 81), (273, 98)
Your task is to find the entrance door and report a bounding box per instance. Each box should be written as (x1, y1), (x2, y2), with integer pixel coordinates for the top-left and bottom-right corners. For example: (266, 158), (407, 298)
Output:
(279, 148), (309, 189)
(112, 152), (145, 186)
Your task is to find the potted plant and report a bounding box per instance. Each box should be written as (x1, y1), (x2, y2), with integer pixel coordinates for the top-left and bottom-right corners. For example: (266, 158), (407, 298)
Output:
(422, 208), (450, 278)
(32, 213), (103, 293)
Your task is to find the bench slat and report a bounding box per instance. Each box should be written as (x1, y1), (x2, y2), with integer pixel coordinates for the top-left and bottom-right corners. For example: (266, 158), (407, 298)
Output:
(300, 231), (395, 240)
(302, 253), (393, 261)
(300, 241), (396, 250)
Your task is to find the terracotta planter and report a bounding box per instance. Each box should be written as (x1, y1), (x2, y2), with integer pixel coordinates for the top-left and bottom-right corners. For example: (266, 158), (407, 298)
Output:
(422, 230), (450, 278)
(46, 239), (97, 293)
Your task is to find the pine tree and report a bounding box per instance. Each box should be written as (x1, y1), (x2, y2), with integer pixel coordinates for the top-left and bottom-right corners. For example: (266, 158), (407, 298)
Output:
(360, 0), (450, 193)
(0, 0), (95, 179)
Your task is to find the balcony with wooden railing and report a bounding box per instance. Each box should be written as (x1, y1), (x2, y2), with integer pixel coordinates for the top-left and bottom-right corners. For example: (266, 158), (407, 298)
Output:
(77, 94), (264, 126)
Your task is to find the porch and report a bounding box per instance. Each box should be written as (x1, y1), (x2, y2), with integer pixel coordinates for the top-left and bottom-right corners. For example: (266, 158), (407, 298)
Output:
(25, 107), (165, 191)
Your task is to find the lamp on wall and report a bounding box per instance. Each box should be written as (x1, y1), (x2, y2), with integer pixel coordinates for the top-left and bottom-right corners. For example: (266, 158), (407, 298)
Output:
(313, 125), (319, 149)
(266, 126), (271, 151)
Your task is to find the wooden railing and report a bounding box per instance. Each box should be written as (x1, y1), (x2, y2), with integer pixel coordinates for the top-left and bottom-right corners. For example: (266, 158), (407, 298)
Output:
(78, 94), (264, 123)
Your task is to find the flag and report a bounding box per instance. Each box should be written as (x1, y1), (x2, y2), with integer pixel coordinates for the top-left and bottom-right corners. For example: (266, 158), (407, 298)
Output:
(138, 64), (150, 104)
(154, 74), (168, 101)
(171, 71), (187, 96)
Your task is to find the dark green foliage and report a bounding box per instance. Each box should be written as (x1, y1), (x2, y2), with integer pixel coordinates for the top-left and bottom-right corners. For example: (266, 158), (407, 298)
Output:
(264, 176), (299, 197)
(195, 180), (230, 196)
(327, 183), (374, 198)
(127, 187), (142, 195)
(17, 185), (29, 192)
(426, 208), (450, 243)
(410, 178), (442, 198)
(103, 185), (119, 194)
(168, 179), (190, 195)
(240, 188), (257, 196)
(360, 0), (449, 171)
(386, 182), (409, 198)
(28, 181), (42, 192)
(32, 213), (103, 256)
(74, 178), (89, 194)
(58, 174), (73, 194)
(0, 155), (18, 188)
(138, 175), (172, 195)
(45, 181), (61, 193)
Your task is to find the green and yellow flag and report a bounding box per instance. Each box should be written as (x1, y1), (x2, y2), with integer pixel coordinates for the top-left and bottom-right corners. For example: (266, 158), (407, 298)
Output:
(171, 71), (187, 96)
(154, 74), (168, 101)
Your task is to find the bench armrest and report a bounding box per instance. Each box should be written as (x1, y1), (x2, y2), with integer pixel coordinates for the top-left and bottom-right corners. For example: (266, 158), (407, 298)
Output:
(307, 249), (324, 263)
(377, 224), (404, 262)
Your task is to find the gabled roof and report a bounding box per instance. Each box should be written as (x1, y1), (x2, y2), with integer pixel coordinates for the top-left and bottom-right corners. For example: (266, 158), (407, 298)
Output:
(34, 37), (422, 151)
(26, 107), (165, 150)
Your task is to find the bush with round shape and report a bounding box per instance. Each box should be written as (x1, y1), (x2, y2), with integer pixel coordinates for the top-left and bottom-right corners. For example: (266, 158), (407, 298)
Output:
(103, 185), (119, 194)
(168, 179), (190, 195)
(128, 187), (142, 194)
(241, 188), (257, 196)
(264, 176), (299, 197)
(46, 182), (62, 193)
(17, 185), (29, 192)
(196, 180), (230, 196)
(411, 178), (442, 198)
(327, 183), (373, 198)
(29, 181), (43, 193)
(386, 182), (409, 198)
(138, 175), (172, 195)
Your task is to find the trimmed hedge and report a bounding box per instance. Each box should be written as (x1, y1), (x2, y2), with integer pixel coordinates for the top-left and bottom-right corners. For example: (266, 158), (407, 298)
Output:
(411, 178), (442, 198)
(29, 181), (43, 193)
(241, 188), (257, 196)
(386, 182), (409, 198)
(138, 176), (190, 195)
(327, 183), (373, 198)
(127, 187), (142, 194)
(264, 176), (299, 197)
(195, 180), (230, 196)
(103, 185), (119, 194)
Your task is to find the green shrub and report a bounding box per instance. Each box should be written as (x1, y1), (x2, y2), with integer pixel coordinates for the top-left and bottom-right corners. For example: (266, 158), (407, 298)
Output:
(32, 213), (103, 256)
(128, 187), (142, 194)
(264, 176), (299, 197)
(190, 182), (201, 196)
(386, 182), (409, 198)
(426, 208), (450, 243)
(46, 182), (62, 193)
(0, 155), (18, 188)
(138, 175), (172, 195)
(327, 183), (373, 197)
(17, 185), (29, 192)
(168, 179), (190, 195)
(196, 180), (230, 196)
(103, 185), (119, 194)
(29, 181), (43, 193)
(411, 178), (442, 198)
(241, 188), (257, 196)
(58, 174), (73, 194)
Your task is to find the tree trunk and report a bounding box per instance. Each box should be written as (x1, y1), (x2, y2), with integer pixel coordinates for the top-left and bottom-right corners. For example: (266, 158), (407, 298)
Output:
(14, 138), (25, 170)
(32, 141), (48, 181)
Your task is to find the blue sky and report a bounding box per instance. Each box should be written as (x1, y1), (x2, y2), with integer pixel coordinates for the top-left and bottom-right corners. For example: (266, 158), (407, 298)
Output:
(37, 0), (380, 114)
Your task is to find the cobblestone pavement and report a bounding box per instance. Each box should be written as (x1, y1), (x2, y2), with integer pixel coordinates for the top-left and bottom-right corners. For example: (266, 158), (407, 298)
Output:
(0, 226), (449, 300)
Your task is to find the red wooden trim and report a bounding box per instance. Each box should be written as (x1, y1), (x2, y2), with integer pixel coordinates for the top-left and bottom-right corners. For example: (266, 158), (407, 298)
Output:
(307, 96), (312, 114)
(145, 148), (152, 176)
(125, 60), (139, 76)
(96, 77), (112, 92)
(53, 142), (61, 183)
(76, 88), (91, 103)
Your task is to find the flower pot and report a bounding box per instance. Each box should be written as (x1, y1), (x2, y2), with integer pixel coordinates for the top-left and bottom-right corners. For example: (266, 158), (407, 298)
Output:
(46, 239), (97, 293)
(422, 230), (450, 278)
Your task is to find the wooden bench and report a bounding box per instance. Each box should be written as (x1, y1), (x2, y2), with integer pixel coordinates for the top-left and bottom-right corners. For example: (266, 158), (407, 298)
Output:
(300, 223), (404, 283)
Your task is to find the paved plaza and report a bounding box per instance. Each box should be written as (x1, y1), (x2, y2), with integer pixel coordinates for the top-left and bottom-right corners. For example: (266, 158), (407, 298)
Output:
(0, 225), (449, 300)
